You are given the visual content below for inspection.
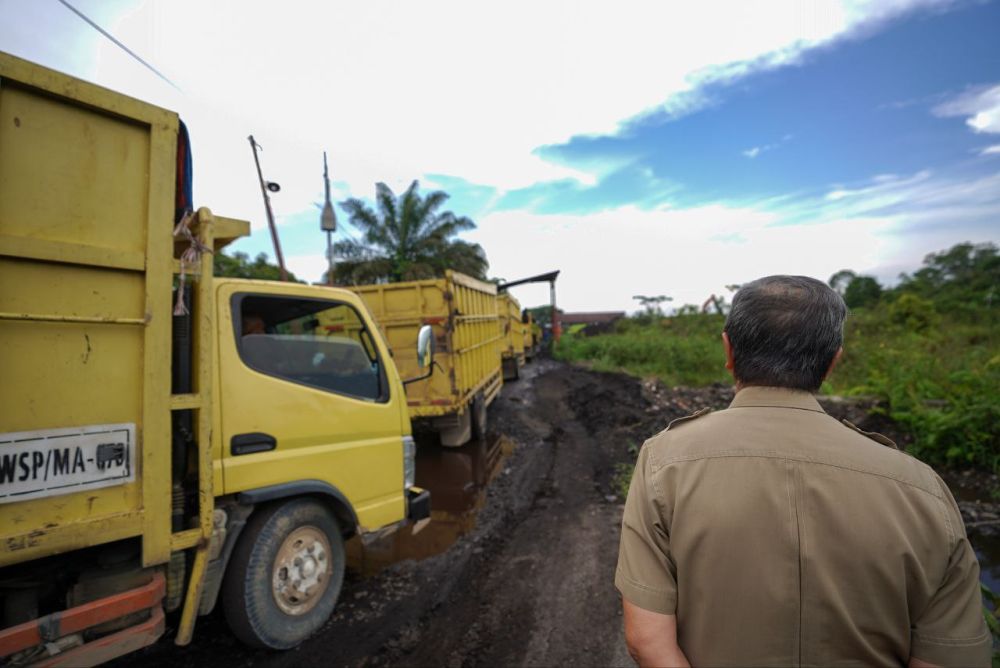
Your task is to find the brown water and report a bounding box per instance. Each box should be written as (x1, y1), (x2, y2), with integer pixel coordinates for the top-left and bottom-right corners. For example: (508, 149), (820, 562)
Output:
(345, 434), (513, 575)
(943, 474), (1000, 592)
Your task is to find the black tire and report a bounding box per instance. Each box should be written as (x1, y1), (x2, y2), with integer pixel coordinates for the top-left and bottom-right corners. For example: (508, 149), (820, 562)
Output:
(471, 393), (488, 442)
(502, 357), (520, 382)
(222, 499), (345, 650)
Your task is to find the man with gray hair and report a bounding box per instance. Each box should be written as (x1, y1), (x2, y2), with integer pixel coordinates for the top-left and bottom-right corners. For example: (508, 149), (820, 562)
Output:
(616, 275), (990, 667)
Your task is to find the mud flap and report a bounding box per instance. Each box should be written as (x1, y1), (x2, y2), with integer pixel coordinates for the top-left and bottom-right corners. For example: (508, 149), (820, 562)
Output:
(406, 487), (431, 522)
(435, 410), (472, 447)
(502, 357), (520, 381)
(0, 573), (165, 666)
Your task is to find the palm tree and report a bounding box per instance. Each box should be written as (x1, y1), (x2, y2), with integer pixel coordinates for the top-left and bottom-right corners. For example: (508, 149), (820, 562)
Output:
(331, 181), (489, 285)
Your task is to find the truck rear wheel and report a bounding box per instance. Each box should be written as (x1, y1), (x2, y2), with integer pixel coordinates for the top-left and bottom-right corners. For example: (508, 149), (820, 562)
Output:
(221, 499), (345, 649)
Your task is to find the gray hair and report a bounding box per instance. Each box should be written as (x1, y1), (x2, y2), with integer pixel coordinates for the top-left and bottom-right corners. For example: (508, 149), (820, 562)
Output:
(724, 275), (847, 392)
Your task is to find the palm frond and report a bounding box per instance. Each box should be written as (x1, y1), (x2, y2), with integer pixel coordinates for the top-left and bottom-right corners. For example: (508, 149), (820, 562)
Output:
(332, 238), (377, 261)
(415, 190), (450, 228)
(437, 240), (488, 279)
(374, 183), (398, 229)
(339, 180), (490, 284)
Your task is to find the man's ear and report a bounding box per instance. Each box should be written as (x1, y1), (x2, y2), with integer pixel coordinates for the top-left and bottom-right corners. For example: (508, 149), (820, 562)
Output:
(722, 332), (735, 373)
(824, 347), (843, 381)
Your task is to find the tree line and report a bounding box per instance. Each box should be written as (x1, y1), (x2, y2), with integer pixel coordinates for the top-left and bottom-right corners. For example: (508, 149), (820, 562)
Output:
(830, 242), (998, 318)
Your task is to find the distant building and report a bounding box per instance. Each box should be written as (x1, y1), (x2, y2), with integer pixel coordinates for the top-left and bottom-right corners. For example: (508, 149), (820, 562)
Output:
(559, 311), (626, 326)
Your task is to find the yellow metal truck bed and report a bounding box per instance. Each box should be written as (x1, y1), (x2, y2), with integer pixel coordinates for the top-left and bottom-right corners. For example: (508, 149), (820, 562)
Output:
(0, 51), (177, 567)
(499, 293), (526, 358)
(498, 293), (527, 380)
(350, 271), (502, 419)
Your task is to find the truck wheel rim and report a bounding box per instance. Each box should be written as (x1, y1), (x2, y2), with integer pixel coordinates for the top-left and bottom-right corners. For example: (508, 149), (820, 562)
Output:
(272, 526), (331, 616)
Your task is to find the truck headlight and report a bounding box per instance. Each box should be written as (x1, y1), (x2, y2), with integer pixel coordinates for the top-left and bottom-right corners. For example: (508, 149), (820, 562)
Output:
(403, 435), (416, 489)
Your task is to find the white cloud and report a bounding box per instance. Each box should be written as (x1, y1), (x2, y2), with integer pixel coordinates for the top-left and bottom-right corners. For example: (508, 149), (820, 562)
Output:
(933, 84), (1000, 134)
(824, 170), (931, 203)
(742, 134), (793, 159)
(467, 204), (897, 312)
(227, 164), (1000, 306)
(816, 169), (1000, 223)
(3, 0), (985, 307)
(285, 254), (333, 285)
(981, 144), (1000, 156)
(0, 0), (958, 228)
(466, 167), (1000, 312)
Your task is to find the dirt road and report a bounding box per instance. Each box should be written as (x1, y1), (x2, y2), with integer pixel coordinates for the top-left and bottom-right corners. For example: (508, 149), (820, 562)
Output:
(395, 361), (636, 667)
(129, 360), (690, 667)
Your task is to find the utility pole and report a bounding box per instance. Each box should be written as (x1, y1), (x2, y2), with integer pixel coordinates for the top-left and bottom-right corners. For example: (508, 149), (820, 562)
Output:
(550, 278), (561, 341)
(248, 135), (288, 282)
(320, 152), (337, 285)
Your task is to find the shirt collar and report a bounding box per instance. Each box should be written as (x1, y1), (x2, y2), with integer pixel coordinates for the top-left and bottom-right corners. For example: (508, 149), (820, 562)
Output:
(728, 385), (825, 413)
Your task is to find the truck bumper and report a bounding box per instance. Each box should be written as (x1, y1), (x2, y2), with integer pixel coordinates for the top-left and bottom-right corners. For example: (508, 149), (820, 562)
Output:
(406, 487), (431, 521)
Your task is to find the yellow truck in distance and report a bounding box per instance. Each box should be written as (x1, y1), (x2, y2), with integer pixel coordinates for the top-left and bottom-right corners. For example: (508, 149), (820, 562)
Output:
(349, 272), (503, 447)
(0, 52), (429, 664)
(498, 292), (527, 381)
(522, 309), (541, 361)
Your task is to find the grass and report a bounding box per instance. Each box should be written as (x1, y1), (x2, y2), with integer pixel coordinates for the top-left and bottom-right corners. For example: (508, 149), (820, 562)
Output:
(556, 308), (1000, 471)
(555, 313), (730, 387)
(610, 442), (641, 499)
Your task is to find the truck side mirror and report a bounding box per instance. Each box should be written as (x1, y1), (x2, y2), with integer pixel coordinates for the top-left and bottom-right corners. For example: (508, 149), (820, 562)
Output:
(417, 324), (434, 368)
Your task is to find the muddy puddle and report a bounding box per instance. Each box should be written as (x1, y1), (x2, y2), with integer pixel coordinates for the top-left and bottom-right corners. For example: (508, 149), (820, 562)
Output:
(974, 539), (1000, 592)
(941, 473), (1000, 592)
(345, 434), (515, 575)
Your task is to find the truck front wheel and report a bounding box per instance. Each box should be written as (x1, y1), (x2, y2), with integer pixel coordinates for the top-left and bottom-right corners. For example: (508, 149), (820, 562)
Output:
(221, 498), (345, 649)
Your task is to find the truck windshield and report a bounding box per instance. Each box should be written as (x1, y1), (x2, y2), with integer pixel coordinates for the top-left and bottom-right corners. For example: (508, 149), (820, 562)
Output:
(236, 295), (385, 402)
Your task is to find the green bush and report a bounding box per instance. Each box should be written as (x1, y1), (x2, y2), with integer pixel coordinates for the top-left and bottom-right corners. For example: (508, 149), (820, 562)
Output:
(833, 310), (1000, 469)
(555, 243), (1000, 471)
(554, 314), (729, 387)
(886, 293), (939, 331)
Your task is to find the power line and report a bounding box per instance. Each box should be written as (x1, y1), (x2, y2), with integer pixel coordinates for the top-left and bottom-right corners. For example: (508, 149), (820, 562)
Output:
(56, 0), (181, 91)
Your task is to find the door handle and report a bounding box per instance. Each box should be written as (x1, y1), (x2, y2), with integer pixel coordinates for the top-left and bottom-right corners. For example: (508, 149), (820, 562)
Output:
(231, 432), (277, 456)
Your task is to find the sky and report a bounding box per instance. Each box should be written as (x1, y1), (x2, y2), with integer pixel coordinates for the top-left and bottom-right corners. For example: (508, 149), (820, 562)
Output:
(2, 0), (998, 312)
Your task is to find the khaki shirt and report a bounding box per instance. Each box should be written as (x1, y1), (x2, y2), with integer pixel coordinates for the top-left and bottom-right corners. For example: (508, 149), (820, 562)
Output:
(616, 386), (991, 667)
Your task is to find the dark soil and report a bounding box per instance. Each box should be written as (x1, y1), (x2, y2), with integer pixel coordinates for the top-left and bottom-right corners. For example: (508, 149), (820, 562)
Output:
(127, 361), (640, 667)
(121, 360), (996, 667)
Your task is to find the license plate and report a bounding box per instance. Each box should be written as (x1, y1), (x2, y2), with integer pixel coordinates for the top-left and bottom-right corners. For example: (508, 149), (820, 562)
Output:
(0, 424), (136, 504)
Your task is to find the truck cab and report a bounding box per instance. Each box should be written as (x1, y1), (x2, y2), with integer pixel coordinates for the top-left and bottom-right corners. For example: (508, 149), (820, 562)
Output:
(215, 280), (414, 531)
(203, 280), (427, 650)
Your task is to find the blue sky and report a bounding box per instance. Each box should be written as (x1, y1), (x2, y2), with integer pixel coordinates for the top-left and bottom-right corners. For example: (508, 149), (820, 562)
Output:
(497, 1), (1000, 212)
(2, 0), (998, 310)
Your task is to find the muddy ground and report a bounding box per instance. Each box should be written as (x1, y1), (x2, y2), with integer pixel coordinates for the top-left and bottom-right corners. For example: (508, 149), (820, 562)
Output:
(126, 360), (999, 667)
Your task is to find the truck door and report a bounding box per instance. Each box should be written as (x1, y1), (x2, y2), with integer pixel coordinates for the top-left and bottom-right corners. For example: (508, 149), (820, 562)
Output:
(217, 286), (406, 530)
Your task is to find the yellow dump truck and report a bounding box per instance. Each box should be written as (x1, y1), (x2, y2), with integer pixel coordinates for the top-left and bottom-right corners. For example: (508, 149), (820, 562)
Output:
(0, 52), (429, 664)
(522, 309), (541, 361)
(498, 293), (527, 381)
(350, 272), (502, 446)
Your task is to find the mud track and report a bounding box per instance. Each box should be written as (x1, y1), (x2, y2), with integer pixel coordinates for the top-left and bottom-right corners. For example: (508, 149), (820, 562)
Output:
(122, 361), (673, 666)
(125, 360), (935, 667)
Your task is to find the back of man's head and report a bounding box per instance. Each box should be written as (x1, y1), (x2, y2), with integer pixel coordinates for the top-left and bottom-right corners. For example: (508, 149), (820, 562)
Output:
(724, 275), (847, 392)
